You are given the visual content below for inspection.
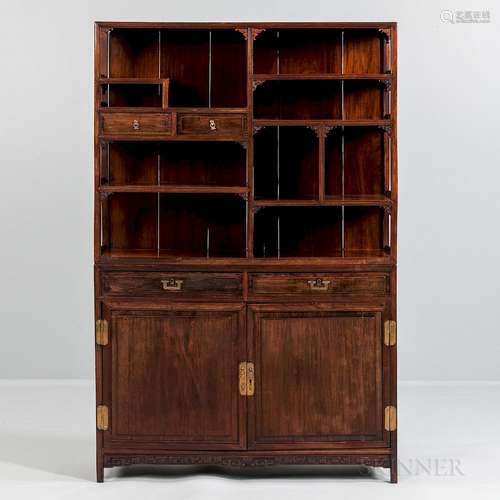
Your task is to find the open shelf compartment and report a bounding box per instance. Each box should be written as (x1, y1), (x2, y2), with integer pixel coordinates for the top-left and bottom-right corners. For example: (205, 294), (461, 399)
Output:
(254, 80), (389, 120)
(253, 206), (388, 258)
(253, 28), (391, 75)
(100, 141), (246, 188)
(254, 81), (342, 120)
(254, 127), (319, 200)
(100, 28), (247, 108)
(102, 193), (247, 258)
(325, 126), (389, 198)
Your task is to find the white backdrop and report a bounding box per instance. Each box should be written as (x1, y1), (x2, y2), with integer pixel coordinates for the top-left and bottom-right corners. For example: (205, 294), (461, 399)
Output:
(0, 0), (499, 380)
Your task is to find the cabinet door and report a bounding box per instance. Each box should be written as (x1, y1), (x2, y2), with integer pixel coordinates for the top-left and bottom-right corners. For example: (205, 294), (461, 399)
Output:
(102, 303), (246, 450)
(248, 304), (389, 449)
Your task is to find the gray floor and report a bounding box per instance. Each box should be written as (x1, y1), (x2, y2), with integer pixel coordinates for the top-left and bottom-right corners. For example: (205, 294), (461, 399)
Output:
(0, 381), (498, 499)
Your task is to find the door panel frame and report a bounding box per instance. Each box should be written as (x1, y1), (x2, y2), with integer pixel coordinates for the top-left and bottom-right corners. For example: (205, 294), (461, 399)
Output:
(247, 302), (391, 450)
(101, 300), (247, 450)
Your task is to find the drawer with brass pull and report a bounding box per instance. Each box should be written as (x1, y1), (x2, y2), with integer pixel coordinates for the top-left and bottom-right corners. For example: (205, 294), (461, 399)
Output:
(177, 113), (247, 137)
(100, 112), (173, 135)
(101, 271), (243, 300)
(248, 273), (389, 300)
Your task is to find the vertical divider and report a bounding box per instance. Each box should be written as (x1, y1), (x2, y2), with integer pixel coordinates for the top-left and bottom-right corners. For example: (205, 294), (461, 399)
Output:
(384, 130), (391, 194)
(158, 30), (162, 257)
(106, 30), (110, 78)
(340, 30), (345, 256)
(158, 29), (161, 78)
(247, 28), (254, 258)
(157, 149), (161, 257)
(277, 126), (280, 199)
(208, 31), (212, 109)
(277, 124), (280, 256)
(341, 130), (345, 257)
(277, 213), (281, 259)
(101, 195), (110, 250)
(318, 127), (325, 201)
(384, 30), (392, 74)
(390, 26), (398, 261)
(383, 209), (390, 251)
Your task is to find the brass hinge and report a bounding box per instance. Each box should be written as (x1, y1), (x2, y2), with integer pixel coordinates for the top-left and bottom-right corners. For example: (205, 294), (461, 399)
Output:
(384, 320), (397, 346)
(239, 361), (255, 396)
(384, 405), (397, 431)
(95, 319), (108, 346)
(96, 405), (109, 431)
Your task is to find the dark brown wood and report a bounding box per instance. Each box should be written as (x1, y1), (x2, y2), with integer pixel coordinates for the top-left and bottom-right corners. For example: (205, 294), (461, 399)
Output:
(160, 29), (209, 107)
(103, 451), (391, 468)
(248, 304), (387, 449)
(101, 302), (246, 450)
(101, 112), (172, 135)
(160, 141), (246, 187)
(254, 127), (319, 199)
(211, 30), (247, 107)
(102, 271), (243, 300)
(94, 22), (398, 483)
(177, 113), (247, 136)
(248, 272), (388, 301)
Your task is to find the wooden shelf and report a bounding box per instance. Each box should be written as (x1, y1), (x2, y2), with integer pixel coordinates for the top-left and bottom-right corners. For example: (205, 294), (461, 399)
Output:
(254, 119), (391, 127)
(253, 74), (393, 81)
(99, 107), (248, 113)
(99, 249), (392, 264)
(99, 185), (248, 194)
(254, 196), (391, 208)
(100, 134), (245, 142)
(99, 78), (165, 84)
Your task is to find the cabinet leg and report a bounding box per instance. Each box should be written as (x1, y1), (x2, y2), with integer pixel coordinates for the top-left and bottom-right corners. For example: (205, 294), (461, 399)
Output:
(390, 458), (398, 483)
(97, 454), (104, 483)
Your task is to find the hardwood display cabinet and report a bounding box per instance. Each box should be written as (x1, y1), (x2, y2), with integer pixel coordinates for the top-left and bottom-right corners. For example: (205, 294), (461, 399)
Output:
(94, 22), (398, 483)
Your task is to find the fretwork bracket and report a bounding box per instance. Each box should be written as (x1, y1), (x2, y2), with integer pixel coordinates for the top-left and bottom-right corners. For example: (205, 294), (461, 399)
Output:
(378, 124), (392, 136)
(378, 79), (392, 91)
(378, 28), (391, 41)
(324, 126), (340, 136)
(252, 80), (265, 91)
(307, 126), (320, 138)
(235, 28), (248, 40)
(100, 191), (112, 201)
(252, 28), (266, 40)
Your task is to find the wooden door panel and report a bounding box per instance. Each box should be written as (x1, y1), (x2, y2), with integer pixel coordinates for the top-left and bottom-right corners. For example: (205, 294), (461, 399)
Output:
(103, 303), (246, 450)
(249, 304), (388, 449)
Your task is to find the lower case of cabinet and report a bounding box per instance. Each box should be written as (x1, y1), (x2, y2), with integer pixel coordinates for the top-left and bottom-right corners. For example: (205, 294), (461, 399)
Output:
(96, 299), (397, 482)
(99, 450), (397, 483)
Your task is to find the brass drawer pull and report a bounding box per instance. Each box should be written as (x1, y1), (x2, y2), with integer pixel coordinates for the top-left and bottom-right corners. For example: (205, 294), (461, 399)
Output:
(209, 119), (217, 131)
(161, 278), (183, 291)
(132, 119), (140, 130)
(307, 278), (331, 291)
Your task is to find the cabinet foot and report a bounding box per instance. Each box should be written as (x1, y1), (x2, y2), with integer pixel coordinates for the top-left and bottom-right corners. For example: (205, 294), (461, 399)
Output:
(97, 455), (104, 483)
(390, 459), (398, 483)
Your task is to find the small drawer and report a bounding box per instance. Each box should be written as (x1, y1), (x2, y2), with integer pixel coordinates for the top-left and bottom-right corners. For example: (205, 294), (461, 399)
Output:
(102, 271), (243, 300)
(249, 273), (388, 300)
(177, 113), (246, 136)
(101, 112), (172, 135)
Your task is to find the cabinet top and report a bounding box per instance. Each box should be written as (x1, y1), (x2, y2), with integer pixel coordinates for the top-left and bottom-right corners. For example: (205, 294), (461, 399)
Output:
(95, 22), (397, 29)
